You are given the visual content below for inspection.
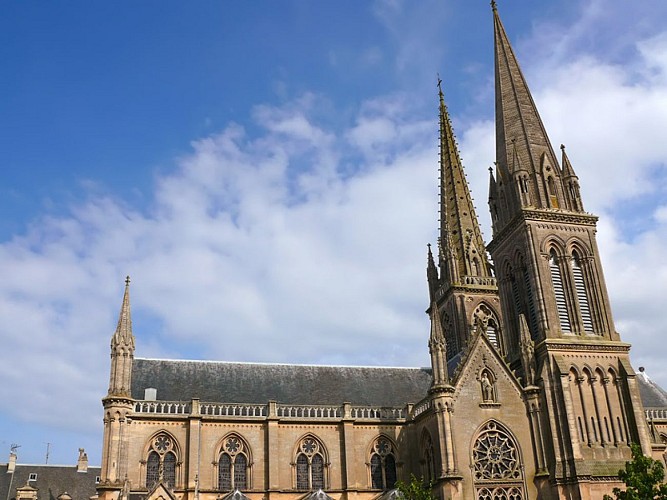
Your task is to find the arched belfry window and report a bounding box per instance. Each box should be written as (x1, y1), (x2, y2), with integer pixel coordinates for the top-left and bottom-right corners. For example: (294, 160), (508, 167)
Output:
(549, 249), (571, 333)
(295, 436), (327, 491)
(472, 421), (525, 499)
(218, 434), (251, 491)
(145, 433), (178, 490)
(572, 251), (594, 333)
(472, 303), (502, 353)
(369, 436), (397, 490)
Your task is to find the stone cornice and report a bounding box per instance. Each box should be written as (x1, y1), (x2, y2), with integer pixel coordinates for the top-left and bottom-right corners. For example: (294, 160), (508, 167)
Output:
(537, 338), (631, 354)
(102, 395), (135, 407)
(488, 209), (598, 252)
(434, 283), (499, 303)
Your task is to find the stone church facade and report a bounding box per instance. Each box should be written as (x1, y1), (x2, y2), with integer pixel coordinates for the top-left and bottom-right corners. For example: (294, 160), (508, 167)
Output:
(97, 5), (667, 500)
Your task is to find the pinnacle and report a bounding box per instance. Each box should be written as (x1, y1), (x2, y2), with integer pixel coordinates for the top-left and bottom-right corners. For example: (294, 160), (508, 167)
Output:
(113, 276), (134, 347)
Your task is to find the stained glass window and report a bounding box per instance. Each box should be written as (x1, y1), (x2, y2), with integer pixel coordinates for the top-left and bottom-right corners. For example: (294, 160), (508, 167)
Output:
(311, 454), (324, 489)
(219, 454), (232, 491)
(163, 452), (176, 488)
(370, 454), (383, 489)
(472, 422), (524, 499)
(296, 454), (309, 490)
(384, 454), (397, 488)
(218, 434), (249, 491)
(234, 454), (248, 490)
(146, 451), (160, 490)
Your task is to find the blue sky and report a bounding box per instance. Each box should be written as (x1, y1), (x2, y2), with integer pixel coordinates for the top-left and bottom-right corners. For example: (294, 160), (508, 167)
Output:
(1, 0), (667, 466)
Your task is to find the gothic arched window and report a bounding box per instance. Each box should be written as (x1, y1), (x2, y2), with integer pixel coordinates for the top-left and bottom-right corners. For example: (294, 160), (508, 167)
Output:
(369, 436), (397, 490)
(472, 303), (502, 353)
(421, 432), (435, 483)
(472, 421), (525, 499)
(218, 434), (250, 491)
(549, 249), (571, 333)
(146, 451), (159, 489)
(294, 436), (327, 491)
(145, 433), (179, 490)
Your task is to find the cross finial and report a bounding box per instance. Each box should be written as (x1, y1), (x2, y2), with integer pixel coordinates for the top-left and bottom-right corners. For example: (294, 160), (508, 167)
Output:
(491, 0), (497, 11)
(560, 143), (566, 151)
(125, 275), (131, 286)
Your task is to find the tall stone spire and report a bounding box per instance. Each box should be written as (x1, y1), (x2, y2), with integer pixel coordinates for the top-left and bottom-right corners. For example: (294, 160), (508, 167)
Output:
(429, 80), (502, 362)
(491, 4), (589, 222)
(493, 6), (559, 179)
(438, 80), (492, 281)
(112, 276), (134, 349)
(108, 276), (135, 397)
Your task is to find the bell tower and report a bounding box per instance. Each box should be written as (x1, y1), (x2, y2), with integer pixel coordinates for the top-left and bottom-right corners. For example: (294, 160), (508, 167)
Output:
(486, 3), (651, 495)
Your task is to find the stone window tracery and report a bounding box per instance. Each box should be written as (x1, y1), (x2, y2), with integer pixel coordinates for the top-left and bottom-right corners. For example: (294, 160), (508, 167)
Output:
(294, 436), (327, 491)
(472, 304), (502, 353)
(472, 421), (524, 499)
(218, 434), (250, 491)
(369, 436), (397, 490)
(422, 432), (435, 483)
(145, 433), (178, 490)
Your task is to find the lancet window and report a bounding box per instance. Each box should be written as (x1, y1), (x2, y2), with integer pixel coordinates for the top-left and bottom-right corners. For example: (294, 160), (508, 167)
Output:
(295, 436), (326, 491)
(369, 436), (397, 490)
(218, 434), (250, 491)
(549, 250), (571, 332)
(421, 432), (436, 483)
(571, 252), (594, 333)
(472, 421), (524, 499)
(472, 304), (502, 353)
(443, 313), (459, 360)
(145, 433), (178, 490)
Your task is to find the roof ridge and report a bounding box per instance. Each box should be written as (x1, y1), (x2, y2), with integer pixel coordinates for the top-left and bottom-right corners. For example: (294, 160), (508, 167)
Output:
(134, 357), (430, 370)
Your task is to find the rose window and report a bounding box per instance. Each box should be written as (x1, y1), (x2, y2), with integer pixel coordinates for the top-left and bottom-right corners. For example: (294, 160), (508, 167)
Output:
(472, 422), (524, 499)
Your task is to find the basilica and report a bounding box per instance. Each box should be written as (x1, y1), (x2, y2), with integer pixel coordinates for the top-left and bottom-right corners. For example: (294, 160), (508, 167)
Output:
(97, 4), (667, 500)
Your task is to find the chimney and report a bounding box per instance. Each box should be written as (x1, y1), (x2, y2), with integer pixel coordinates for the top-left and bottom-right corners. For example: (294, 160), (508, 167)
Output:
(8, 451), (17, 473)
(77, 448), (88, 473)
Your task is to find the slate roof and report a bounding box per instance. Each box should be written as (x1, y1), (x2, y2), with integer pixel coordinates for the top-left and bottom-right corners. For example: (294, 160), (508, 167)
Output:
(0, 464), (101, 500)
(637, 369), (667, 408)
(132, 358), (432, 406)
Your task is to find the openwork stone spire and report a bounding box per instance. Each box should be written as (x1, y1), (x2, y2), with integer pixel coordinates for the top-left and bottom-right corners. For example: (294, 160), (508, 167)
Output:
(438, 81), (492, 283)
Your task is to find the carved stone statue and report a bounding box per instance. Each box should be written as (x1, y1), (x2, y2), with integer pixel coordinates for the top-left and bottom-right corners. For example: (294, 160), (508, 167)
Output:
(481, 372), (495, 402)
